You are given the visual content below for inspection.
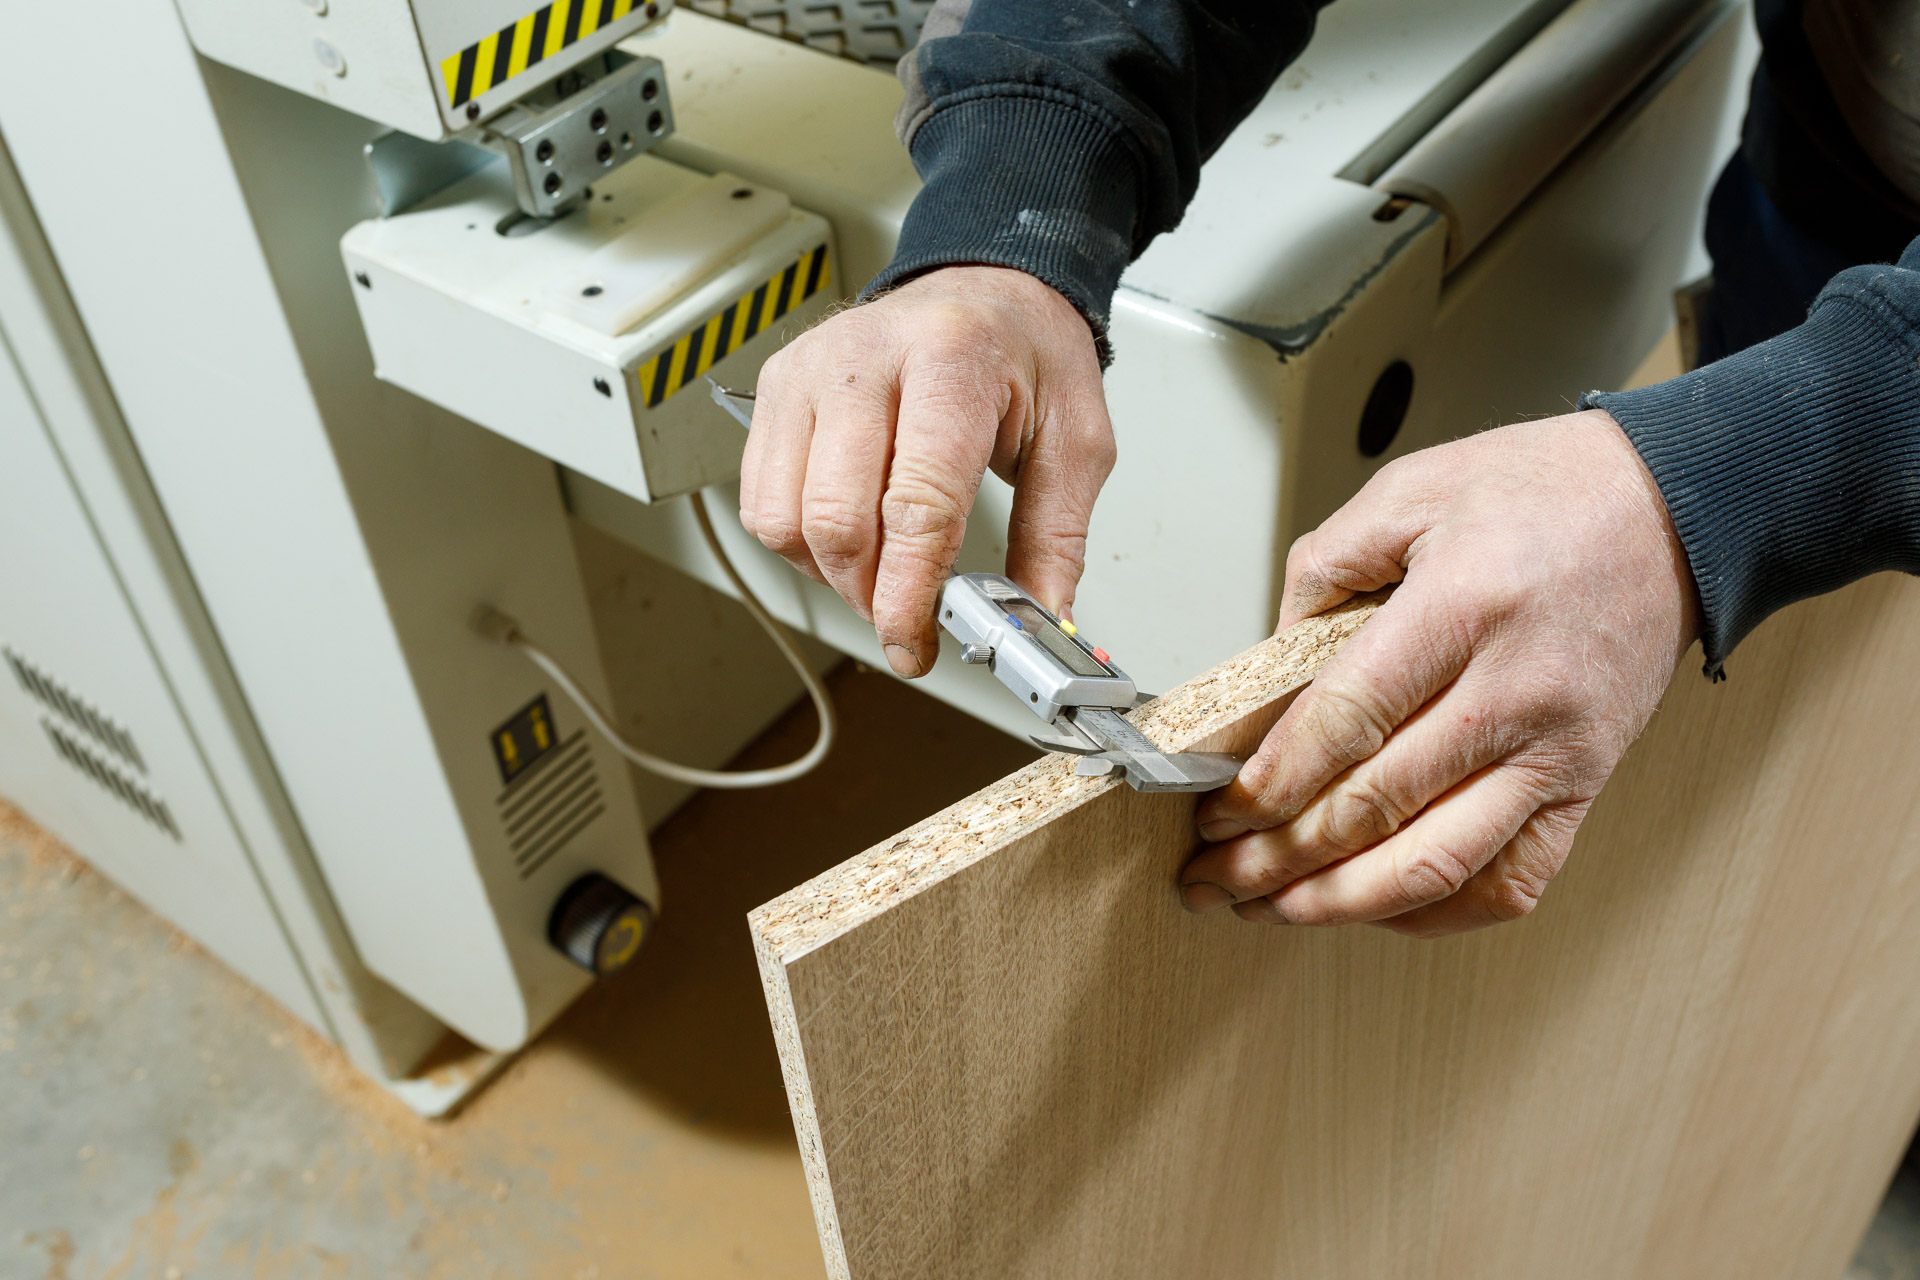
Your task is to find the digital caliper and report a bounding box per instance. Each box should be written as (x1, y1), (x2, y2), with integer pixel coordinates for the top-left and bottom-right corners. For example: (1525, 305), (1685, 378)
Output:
(709, 381), (1242, 792)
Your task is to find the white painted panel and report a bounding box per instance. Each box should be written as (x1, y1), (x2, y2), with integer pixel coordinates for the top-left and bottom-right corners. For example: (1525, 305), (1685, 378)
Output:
(0, 335), (325, 1031)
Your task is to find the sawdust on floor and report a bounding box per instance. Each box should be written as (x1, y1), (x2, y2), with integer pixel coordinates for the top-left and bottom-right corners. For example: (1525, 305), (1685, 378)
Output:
(0, 664), (1035, 1280)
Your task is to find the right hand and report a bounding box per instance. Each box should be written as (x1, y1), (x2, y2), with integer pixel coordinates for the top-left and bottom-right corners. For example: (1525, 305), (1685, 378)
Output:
(738, 265), (1115, 678)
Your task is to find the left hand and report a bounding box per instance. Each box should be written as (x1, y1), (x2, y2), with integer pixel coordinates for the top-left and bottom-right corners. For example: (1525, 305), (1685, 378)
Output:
(1177, 410), (1700, 937)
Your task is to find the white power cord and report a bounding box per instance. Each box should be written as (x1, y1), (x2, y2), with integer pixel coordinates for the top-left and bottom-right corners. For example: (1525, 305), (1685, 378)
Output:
(474, 491), (836, 789)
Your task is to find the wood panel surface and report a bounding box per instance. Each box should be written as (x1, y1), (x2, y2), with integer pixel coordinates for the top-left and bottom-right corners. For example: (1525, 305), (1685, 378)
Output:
(752, 577), (1920, 1280)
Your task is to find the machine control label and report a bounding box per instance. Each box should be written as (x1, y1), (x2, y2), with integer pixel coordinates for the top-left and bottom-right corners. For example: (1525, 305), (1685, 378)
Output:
(492, 693), (559, 786)
(635, 243), (832, 408)
(444, 0), (648, 110)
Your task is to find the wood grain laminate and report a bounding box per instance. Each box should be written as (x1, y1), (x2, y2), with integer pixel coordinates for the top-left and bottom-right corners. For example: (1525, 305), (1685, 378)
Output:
(754, 577), (1920, 1280)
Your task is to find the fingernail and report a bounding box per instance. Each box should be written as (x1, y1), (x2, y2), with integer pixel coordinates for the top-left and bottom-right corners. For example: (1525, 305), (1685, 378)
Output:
(883, 644), (923, 678)
(1180, 882), (1236, 914)
(1232, 898), (1290, 925)
(1198, 820), (1249, 842)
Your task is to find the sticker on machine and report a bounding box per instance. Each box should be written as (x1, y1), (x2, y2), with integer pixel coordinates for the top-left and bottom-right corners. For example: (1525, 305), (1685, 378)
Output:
(633, 243), (832, 409)
(441, 0), (656, 110)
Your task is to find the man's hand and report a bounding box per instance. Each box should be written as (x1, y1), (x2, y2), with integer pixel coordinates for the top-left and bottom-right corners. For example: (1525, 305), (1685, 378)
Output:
(1180, 410), (1700, 937)
(738, 265), (1114, 678)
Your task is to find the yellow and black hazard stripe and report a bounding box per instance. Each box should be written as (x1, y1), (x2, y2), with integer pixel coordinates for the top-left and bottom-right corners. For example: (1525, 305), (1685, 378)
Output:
(635, 244), (832, 409)
(443, 0), (650, 110)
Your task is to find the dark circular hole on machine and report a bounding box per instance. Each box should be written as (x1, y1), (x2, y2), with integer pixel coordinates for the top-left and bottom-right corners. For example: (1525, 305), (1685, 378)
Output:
(590, 107), (609, 133)
(648, 110), (665, 134)
(1357, 360), (1414, 458)
(543, 171), (563, 196)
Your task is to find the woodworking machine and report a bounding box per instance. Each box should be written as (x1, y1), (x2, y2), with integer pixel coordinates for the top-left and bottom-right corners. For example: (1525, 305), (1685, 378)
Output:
(0, 0), (1753, 1109)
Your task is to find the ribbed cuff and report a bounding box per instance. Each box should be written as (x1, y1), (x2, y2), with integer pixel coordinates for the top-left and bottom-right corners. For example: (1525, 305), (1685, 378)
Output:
(861, 89), (1141, 364)
(1584, 271), (1920, 677)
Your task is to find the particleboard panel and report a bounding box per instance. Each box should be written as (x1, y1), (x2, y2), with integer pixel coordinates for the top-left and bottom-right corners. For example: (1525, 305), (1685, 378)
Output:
(753, 575), (1920, 1280)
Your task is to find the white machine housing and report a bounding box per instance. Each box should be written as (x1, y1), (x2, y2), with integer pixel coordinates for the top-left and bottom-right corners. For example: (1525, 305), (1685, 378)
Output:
(0, 0), (1757, 1111)
(178, 0), (671, 140)
(566, 0), (1755, 739)
(345, 164), (836, 501)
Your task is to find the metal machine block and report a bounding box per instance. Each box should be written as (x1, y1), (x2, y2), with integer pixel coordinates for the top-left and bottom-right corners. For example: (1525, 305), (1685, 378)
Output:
(177, 0), (671, 141)
(484, 52), (676, 218)
(343, 156), (835, 503)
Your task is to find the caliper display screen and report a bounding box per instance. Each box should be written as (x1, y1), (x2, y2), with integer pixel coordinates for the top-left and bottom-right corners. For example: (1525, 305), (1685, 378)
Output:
(1000, 600), (1110, 678)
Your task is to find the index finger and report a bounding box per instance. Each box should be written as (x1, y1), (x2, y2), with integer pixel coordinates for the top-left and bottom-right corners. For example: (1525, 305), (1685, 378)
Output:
(1199, 583), (1473, 836)
(869, 360), (1006, 676)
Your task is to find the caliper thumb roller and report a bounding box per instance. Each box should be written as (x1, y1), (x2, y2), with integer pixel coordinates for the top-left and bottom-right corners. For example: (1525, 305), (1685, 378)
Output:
(709, 381), (1242, 794)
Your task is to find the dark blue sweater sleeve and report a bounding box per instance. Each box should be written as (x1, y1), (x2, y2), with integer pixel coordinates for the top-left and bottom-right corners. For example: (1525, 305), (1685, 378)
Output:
(1583, 236), (1920, 677)
(865, 0), (1332, 354)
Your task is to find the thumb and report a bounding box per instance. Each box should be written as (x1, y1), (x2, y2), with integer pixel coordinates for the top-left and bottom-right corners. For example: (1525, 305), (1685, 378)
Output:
(1004, 414), (1117, 617)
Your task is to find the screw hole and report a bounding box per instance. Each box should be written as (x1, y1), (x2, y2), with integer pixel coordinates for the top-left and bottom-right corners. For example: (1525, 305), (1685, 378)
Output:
(466, 102), (481, 121)
(596, 139), (614, 165)
(1030, 693), (1039, 703)
(582, 284), (604, 297)
(943, 609), (952, 620)
(642, 78), (659, 102)
(647, 110), (664, 134)
(619, 131), (635, 150)
(1357, 360), (1414, 458)
(543, 171), (563, 196)
(535, 138), (555, 164)
(590, 107), (609, 133)
(593, 377), (612, 397)
(352, 270), (371, 289)
(645, 1), (659, 17)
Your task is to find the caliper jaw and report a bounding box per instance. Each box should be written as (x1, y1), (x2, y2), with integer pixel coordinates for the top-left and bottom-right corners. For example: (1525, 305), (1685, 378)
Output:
(1035, 707), (1243, 794)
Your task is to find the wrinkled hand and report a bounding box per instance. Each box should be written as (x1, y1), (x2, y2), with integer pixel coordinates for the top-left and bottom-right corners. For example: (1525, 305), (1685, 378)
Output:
(1181, 410), (1700, 937)
(738, 265), (1114, 677)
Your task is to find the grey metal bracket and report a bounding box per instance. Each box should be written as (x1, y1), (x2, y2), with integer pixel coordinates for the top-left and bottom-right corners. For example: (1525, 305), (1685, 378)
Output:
(480, 51), (675, 220)
(364, 131), (499, 219)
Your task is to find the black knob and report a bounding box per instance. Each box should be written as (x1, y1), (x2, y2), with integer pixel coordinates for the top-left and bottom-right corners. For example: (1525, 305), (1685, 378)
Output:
(548, 873), (653, 975)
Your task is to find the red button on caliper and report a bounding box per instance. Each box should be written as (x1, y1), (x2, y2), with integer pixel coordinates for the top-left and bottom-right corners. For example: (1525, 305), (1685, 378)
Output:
(1092, 647), (1111, 664)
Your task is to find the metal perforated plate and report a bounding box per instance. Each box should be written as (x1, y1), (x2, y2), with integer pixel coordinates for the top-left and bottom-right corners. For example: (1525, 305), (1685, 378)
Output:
(684, 0), (940, 67)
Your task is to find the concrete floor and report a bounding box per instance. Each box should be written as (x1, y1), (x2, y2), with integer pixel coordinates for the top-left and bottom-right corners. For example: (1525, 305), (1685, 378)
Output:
(0, 663), (1035, 1280)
